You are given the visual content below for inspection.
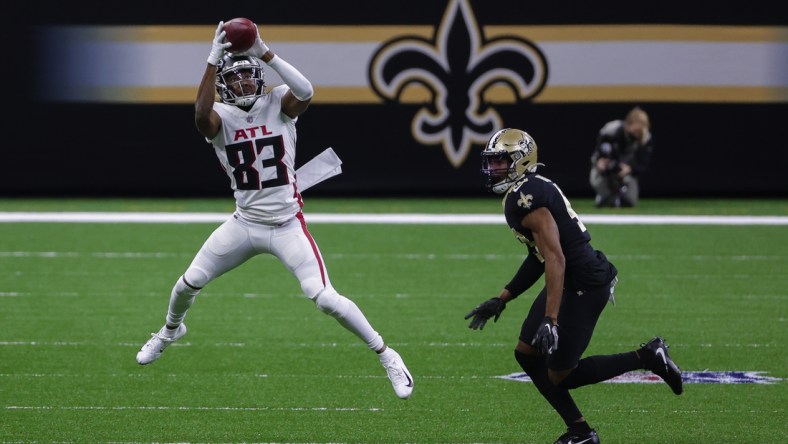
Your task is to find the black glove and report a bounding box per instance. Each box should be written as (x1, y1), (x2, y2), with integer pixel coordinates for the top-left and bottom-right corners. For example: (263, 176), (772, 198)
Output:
(464, 297), (506, 330)
(532, 317), (559, 355)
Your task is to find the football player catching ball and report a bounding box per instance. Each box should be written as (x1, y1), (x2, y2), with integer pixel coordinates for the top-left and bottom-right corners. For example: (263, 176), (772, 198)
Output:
(135, 20), (413, 401)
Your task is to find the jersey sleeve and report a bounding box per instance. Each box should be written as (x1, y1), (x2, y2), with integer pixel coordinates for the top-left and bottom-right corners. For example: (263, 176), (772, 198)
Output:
(268, 85), (297, 123)
(504, 176), (550, 221)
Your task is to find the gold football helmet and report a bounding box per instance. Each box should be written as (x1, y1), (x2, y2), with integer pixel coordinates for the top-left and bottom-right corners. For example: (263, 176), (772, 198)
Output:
(481, 128), (542, 193)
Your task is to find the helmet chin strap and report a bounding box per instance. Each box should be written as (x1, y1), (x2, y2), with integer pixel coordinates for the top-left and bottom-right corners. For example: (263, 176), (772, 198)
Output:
(234, 96), (258, 107)
(491, 172), (515, 194)
(491, 180), (511, 194)
(229, 79), (264, 107)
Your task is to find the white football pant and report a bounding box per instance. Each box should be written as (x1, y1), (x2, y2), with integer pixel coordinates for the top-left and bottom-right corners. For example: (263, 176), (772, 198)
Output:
(164, 212), (384, 351)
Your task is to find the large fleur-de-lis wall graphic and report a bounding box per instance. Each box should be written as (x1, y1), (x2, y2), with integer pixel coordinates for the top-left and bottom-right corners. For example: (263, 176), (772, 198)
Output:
(369, 0), (548, 168)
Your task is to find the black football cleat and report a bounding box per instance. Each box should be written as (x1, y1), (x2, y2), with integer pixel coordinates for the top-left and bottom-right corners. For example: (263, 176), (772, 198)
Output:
(640, 337), (683, 395)
(554, 429), (600, 444)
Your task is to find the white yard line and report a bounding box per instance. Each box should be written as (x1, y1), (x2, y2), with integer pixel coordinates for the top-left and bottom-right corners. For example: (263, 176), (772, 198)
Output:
(5, 405), (382, 412)
(1, 212), (787, 225)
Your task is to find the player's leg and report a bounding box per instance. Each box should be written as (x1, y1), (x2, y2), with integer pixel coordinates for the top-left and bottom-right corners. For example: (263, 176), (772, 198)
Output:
(555, 282), (642, 389)
(136, 216), (256, 365)
(515, 343), (599, 443)
(556, 278), (681, 394)
(310, 280), (415, 400)
(269, 215), (382, 347)
(271, 213), (413, 399)
(557, 329), (683, 394)
(517, 290), (585, 421)
(637, 336), (683, 394)
(516, 287), (604, 443)
(168, 216), (256, 324)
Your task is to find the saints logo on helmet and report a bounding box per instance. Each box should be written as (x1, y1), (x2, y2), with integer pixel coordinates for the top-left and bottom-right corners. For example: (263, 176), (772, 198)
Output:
(215, 54), (266, 107)
(481, 128), (543, 193)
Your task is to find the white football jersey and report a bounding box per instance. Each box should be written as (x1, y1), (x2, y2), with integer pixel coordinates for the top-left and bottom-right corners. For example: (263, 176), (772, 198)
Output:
(209, 85), (302, 225)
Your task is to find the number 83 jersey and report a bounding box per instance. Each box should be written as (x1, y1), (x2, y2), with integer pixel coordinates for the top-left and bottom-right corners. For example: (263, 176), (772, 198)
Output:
(209, 85), (302, 225)
(503, 173), (617, 292)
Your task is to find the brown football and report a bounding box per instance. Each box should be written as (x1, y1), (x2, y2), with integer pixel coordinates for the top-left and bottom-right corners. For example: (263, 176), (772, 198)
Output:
(223, 18), (256, 53)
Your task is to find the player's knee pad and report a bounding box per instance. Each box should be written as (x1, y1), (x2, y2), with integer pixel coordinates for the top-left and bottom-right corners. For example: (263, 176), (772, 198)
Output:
(182, 267), (210, 290)
(313, 288), (348, 318)
(515, 349), (544, 375)
(300, 275), (327, 300)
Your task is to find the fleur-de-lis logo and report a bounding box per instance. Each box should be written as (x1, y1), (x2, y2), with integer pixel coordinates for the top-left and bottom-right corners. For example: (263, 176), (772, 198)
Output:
(517, 192), (533, 209)
(369, 0), (547, 168)
(520, 137), (535, 155)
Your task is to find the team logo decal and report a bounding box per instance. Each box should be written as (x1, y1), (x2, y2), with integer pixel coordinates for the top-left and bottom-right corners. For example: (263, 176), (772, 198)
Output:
(499, 371), (784, 385)
(517, 192), (533, 209)
(368, 0), (547, 168)
(520, 136), (534, 155)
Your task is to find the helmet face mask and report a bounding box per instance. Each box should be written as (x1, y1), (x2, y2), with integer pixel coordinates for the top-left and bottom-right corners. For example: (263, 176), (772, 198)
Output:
(216, 54), (265, 107)
(481, 128), (541, 194)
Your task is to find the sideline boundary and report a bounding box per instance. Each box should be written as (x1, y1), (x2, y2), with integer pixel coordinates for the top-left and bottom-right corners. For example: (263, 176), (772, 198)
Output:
(1, 212), (787, 225)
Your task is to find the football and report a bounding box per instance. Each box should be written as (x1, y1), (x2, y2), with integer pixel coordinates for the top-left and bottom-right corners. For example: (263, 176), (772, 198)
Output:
(223, 17), (257, 53)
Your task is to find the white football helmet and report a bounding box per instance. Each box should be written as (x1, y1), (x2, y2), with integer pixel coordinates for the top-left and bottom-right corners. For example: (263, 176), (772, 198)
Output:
(481, 128), (543, 194)
(215, 54), (265, 107)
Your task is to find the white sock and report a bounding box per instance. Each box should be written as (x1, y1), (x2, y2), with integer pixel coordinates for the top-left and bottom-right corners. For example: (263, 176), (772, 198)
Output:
(160, 324), (180, 338)
(379, 347), (398, 363)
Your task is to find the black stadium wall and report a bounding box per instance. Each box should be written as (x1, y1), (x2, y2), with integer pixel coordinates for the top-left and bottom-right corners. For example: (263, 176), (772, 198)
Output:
(4, 1), (786, 199)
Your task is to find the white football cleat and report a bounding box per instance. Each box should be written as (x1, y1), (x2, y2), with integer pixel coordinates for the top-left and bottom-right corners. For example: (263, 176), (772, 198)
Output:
(379, 347), (413, 399)
(136, 323), (187, 365)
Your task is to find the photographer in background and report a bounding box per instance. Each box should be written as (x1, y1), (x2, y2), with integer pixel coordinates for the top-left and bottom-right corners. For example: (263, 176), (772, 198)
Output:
(589, 106), (654, 207)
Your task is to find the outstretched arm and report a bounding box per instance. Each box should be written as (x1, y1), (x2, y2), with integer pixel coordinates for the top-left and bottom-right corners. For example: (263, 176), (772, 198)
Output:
(242, 27), (314, 118)
(464, 228), (546, 330)
(195, 22), (230, 139)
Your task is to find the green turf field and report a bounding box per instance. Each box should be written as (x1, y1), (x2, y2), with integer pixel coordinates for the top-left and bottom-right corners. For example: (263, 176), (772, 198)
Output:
(1, 196), (787, 215)
(1, 198), (786, 443)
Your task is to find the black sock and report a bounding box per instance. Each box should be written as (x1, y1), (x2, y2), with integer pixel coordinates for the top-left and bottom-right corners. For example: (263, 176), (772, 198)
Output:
(568, 420), (593, 434)
(560, 352), (641, 389)
(515, 350), (583, 424)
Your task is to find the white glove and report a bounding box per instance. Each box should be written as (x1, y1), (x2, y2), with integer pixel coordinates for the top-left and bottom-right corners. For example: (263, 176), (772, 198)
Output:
(207, 21), (232, 66)
(241, 32), (270, 59)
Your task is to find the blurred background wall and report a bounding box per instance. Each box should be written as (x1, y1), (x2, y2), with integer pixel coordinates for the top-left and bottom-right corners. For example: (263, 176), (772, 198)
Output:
(4, 0), (786, 198)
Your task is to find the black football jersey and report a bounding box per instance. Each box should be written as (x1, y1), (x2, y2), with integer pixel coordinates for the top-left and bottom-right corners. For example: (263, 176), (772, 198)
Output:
(503, 173), (617, 291)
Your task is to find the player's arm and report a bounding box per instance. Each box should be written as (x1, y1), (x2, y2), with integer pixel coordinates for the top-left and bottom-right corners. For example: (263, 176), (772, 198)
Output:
(243, 30), (314, 118)
(195, 64), (223, 139)
(464, 226), (547, 331)
(195, 22), (229, 140)
(464, 251), (538, 330)
(521, 207), (565, 323)
(502, 253), (545, 301)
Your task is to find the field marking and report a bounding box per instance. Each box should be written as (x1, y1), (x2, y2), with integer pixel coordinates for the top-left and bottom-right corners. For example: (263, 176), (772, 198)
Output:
(0, 371), (782, 381)
(1, 212), (787, 225)
(5, 405), (382, 412)
(0, 251), (183, 258)
(500, 370), (783, 384)
(0, 341), (781, 349)
(1, 251), (782, 262)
